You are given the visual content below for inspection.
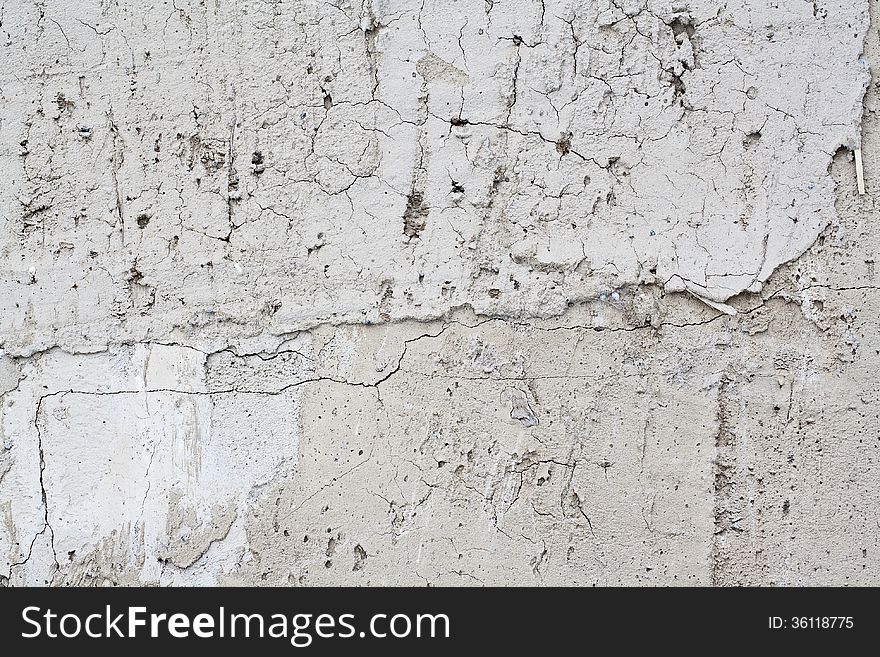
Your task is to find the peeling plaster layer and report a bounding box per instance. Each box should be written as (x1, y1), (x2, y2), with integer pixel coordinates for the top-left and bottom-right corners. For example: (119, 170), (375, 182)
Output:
(0, 0), (870, 356)
(2, 1), (880, 586)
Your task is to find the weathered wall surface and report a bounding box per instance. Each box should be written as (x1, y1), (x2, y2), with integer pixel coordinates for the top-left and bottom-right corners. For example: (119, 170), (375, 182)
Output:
(1, 0), (878, 585)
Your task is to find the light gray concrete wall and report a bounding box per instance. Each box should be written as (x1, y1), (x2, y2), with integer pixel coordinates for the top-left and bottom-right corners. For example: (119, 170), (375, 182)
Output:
(1, 0), (878, 585)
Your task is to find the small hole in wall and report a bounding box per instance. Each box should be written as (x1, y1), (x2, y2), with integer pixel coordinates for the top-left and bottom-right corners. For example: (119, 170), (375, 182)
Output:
(251, 151), (265, 174)
(556, 132), (572, 155)
(669, 17), (696, 38)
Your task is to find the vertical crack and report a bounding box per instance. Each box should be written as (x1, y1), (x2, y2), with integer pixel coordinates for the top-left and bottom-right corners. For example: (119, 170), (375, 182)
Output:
(710, 372), (736, 585)
(7, 391), (61, 581)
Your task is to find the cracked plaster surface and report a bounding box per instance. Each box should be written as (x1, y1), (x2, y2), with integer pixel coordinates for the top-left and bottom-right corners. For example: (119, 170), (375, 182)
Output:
(1, 0), (879, 585)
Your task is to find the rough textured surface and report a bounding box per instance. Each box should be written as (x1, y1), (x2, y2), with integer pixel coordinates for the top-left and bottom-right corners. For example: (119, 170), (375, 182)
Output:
(1, 0), (878, 586)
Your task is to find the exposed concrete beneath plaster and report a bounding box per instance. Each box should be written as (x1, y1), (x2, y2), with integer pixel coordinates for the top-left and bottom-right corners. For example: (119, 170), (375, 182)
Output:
(1, 0), (879, 586)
